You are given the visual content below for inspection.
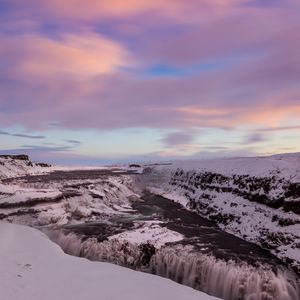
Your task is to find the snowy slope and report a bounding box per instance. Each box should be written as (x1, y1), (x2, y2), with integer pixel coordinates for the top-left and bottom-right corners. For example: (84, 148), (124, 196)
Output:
(0, 155), (53, 179)
(150, 153), (300, 181)
(0, 221), (218, 300)
(145, 153), (300, 276)
(0, 183), (62, 206)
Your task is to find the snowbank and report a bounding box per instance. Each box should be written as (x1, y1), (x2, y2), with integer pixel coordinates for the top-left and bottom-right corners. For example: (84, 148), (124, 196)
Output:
(0, 221), (218, 300)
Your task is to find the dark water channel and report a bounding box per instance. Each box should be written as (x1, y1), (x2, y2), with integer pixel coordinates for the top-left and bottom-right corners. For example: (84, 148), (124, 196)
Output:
(63, 191), (284, 268)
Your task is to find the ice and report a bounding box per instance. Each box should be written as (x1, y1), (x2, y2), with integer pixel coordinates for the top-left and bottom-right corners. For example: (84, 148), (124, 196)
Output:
(108, 223), (184, 248)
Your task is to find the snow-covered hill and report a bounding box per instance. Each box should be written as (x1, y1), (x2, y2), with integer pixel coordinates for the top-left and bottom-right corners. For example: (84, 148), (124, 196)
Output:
(0, 221), (218, 300)
(146, 153), (300, 276)
(0, 155), (53, 179)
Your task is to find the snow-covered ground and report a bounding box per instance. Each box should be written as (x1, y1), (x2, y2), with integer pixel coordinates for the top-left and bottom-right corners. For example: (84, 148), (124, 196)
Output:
(0, 174), (138, 226)
(0, 155), (108, 180)
(0, 155), (53, 179)
(108, 222), (184, 248)
(0, 183), (62, 206)
(0, 221), (218, 300)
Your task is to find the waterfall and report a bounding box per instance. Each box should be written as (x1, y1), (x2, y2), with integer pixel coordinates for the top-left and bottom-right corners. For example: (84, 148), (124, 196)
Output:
(44, 229), (300, 300)
(45, 229), (144, 267)
(150, 246), (299, 300)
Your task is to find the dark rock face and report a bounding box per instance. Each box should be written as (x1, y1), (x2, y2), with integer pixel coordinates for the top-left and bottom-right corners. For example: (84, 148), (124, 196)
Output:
(259, 230), (294, 250)
(0, 155), (51, 167)
(0, 194), (64, 209)
(285, 183), (300, 199)
(36, 162), (51, 167)
(170, 170), (300, 214)
(129, 164), (141, 168)
(139, 243), (156, 266)
(0, 154), (29, 161)
(167, 168), (300, 276)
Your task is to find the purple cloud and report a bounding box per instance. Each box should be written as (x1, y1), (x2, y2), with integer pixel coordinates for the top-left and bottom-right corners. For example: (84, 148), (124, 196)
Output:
(257, 125), (300, 132)
(160, 131), (198, 147)
(243, 133), (267, 144)
(0, 130), (45, 139)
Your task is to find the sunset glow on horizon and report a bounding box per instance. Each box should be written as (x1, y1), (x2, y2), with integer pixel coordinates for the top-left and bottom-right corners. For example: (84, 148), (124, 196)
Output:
(0, 0), (299, 164)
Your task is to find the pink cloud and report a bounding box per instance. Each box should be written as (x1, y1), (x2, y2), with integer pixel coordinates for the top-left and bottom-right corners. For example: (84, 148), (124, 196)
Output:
(7, 0), (252, 21)
(1, 68), (300, 131)
(1, 0), (299, 135)
(142, 5), (300, 65)
(0, 33), (131, 79)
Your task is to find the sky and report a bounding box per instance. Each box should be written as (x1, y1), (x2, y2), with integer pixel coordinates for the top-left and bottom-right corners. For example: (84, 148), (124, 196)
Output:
(0, 0), (299, 165)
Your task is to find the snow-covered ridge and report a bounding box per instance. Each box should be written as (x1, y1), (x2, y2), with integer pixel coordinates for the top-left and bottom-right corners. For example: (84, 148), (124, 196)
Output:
(0, 155), (53, 179)
(150, 153), (300, 181)
(146, 153), (300, 276)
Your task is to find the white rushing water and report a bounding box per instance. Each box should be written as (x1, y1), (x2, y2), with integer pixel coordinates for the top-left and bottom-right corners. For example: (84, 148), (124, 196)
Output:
(150, 247), (299, 300)
(45, 230), (300, 300)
